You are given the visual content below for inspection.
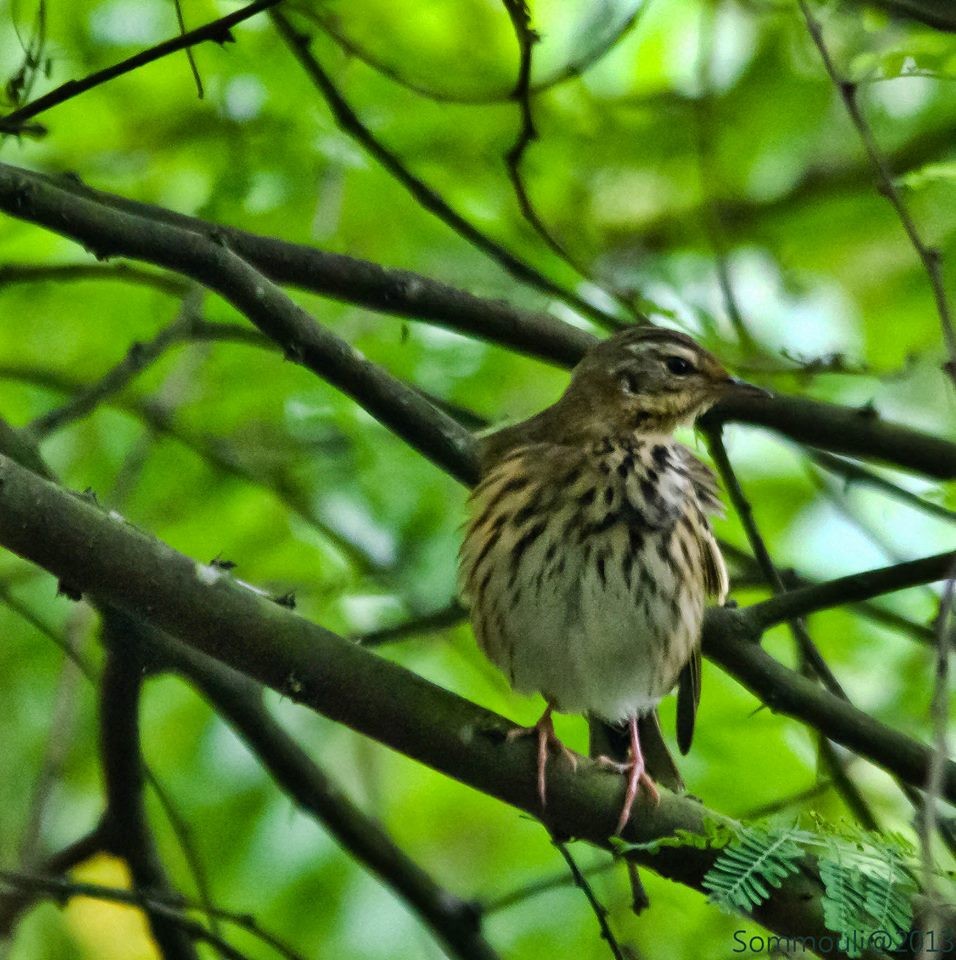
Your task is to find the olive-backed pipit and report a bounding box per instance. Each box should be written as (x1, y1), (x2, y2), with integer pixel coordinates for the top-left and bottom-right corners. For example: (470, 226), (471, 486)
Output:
(459, 327), (765, 833)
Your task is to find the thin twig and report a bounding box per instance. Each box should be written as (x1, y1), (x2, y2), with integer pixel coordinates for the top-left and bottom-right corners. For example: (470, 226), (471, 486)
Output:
(723, 540), (937, 646)
(552, 841), (626, 960)
(355, 602), (466, 646)
(0, 826), (106, 936)
(0, 262), (189, 295)
(172, 0), (204, 99)
(745, 551), (956, 632)
(0, 0), (281, 129)
(809, 449), (956, 525)
(797, 0), (956, 383)
(17, 606), (90, 866)
(27, 294), (202, 438)
(498, 2), (636, 325)
(483, 860), (616, 914)
(0, 870), (269, 960)
(919, 562), (954, 958)
(299, 1), (648, 105)
(270, 9), (623, 328)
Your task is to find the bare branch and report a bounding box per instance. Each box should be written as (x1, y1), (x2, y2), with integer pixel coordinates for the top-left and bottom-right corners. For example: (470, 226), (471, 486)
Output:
(0, 162), (479, 485)
(0, 0), (282, 130)
(3, 161), (956, 485)
(270, 9), (623, 329)
(0, 449), (946, 957)
(745, 551), (956, 632)
(797, 0), (956, 383)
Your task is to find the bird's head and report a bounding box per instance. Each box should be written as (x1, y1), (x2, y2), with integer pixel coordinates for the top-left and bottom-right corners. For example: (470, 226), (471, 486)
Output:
(559, 327), (767, 437)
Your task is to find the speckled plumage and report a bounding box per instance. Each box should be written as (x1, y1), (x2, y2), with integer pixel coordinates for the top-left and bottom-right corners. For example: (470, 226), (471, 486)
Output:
(460, 434), (727, 729)
(457, 327), (763, 832)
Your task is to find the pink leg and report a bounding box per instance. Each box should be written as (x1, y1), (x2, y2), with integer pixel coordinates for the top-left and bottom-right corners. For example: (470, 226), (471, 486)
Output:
(616, 716), (659, 834)
(596, 716), (661, 835)
(507, 703), (579, 808)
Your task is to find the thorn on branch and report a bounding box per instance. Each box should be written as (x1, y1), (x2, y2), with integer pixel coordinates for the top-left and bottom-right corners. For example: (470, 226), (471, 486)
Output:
(272, 590), (296, 609)
(206, 227), (229, 247)
(56, 579), (83, 601)
(210, 27), (236, 46)
(0, 120), (47, 137)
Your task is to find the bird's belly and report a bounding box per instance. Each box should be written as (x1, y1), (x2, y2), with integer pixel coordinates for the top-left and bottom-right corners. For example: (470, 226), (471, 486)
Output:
(501, 526), (703, 724)
(459, 440), (714, 724)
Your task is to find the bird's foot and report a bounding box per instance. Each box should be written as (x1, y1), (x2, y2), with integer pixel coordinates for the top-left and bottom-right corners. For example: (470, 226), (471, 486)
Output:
(507, 704), (579, 808)
(595, 715), (661, 835)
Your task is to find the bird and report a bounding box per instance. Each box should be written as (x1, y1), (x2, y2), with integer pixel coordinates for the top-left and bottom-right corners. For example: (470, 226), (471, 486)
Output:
(458, 326), (766, 834)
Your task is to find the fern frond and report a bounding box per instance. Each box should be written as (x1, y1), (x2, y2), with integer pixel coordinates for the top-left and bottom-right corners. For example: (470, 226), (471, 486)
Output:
(702, 826), (804, 913)
(819, 838), (915, 957)
(819, 857), (871, 953)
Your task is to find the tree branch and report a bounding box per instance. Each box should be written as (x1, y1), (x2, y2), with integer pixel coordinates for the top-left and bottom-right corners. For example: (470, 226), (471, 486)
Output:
(0, 162), (478, 484)
(0, 0), (282, 130)
(2, 160), (954, 482)
(746, 552), (956, 632)
(151, 628), (500, 960)
(97, 635), (200, 960)
(0, 450), (946, 957)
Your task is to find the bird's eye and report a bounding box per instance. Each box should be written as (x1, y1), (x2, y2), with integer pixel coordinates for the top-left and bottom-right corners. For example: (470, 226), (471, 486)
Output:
(665, 356), (694, 376)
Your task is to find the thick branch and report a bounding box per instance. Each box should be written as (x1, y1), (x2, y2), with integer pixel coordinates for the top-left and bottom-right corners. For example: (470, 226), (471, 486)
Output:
(0, 452), (944, 958)
(0, 163), (478, 484)
(2, 161), (954, 482)
(152, 631), (499, 960)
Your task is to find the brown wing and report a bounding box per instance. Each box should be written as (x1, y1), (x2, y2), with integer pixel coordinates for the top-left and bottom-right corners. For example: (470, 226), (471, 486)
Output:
(675, 446), (728, 754)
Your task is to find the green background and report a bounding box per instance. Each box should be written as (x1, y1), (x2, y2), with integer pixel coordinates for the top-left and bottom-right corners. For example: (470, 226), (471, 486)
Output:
(0, 0), (953, 957)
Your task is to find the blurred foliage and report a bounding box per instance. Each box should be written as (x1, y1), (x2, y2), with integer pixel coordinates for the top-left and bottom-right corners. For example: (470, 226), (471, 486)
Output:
(0, 0), (953, 958)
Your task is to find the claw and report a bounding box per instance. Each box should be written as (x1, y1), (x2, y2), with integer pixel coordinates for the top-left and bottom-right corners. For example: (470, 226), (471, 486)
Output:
(595, 716), (660, 835)
(507, 703), (579, 807)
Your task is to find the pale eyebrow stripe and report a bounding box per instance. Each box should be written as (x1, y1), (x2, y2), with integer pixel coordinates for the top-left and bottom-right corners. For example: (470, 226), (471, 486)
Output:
(627, 342), (699, 363)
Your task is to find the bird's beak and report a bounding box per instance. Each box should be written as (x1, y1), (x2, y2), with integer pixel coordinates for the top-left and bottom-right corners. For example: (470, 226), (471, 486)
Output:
(722, 376), (771, 398)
